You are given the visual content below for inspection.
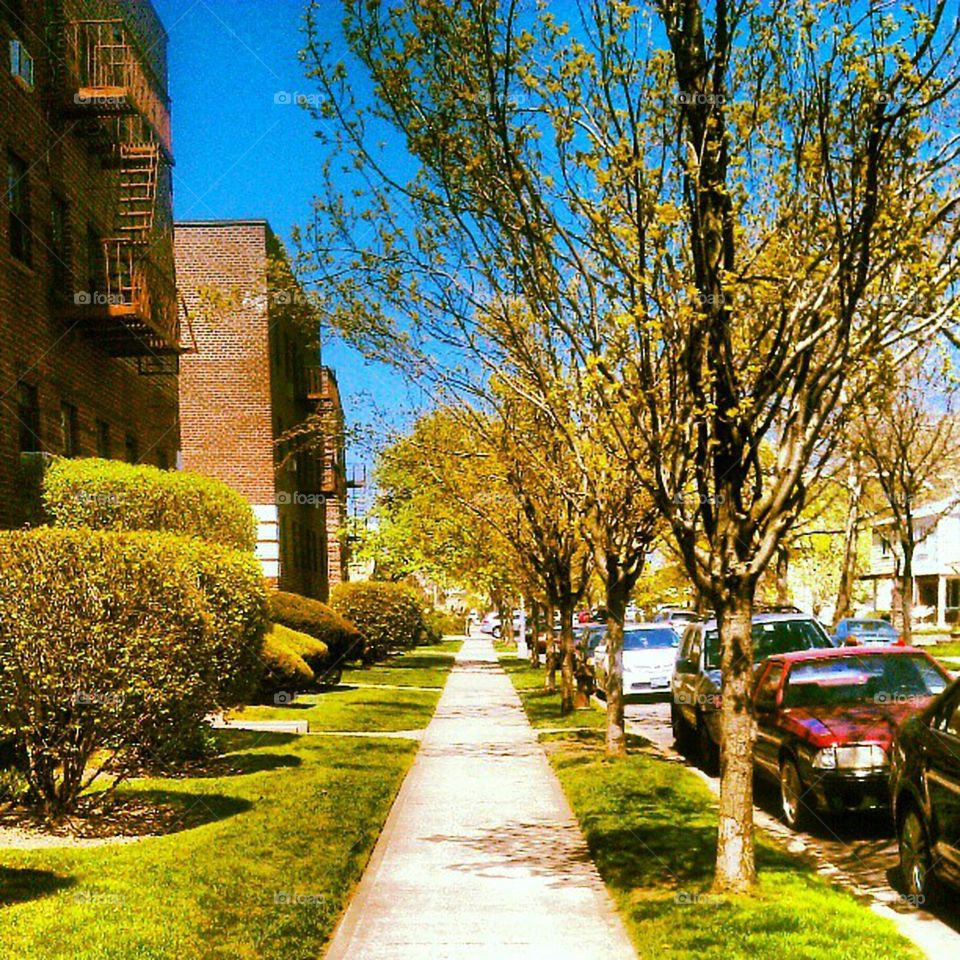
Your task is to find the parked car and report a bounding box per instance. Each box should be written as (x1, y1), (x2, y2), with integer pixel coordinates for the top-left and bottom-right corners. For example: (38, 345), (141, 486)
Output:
(575, 623), (607, 660)
(671, 613), (834, 771)
(593, 624), (680, 700)
(891, 675), (960, 903)
(654, 607), (700, 629)
(752, 646), (950, 829)
(832, 618), (902, 646)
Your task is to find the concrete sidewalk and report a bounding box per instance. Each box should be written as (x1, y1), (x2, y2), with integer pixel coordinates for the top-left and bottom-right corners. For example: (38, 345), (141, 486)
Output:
(324, 637), (637, 960)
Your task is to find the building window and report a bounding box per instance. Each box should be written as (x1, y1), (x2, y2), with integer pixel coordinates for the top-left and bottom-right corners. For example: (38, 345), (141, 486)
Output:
(59, 402), (78, 456)
(124, 433), (139, 464)
(17, 381), (40, 452)
(9, 39), (34, 89)
(96, 419), (111, 458)
(7, 150), (31, 265)
(50, 194), (70, 293)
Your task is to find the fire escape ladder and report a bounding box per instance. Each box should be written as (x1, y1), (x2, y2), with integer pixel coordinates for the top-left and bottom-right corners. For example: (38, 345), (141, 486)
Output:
(116, 141), (159, 245)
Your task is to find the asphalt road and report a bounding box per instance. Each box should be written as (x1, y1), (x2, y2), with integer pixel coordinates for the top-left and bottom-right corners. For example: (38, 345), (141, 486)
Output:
(623, 700), (960, 957)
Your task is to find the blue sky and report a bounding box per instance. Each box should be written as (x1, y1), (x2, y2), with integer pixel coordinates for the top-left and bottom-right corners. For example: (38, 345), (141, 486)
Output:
(152, 0), (417, 484)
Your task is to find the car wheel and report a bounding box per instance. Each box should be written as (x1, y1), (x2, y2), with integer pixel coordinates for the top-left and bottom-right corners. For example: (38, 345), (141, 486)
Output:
(779, 757), (808, 830)
(697, 712), (719, 775)
(899, 806), (937, 907)
(671, 702), (694, 754)
(492, 626), (501, 639)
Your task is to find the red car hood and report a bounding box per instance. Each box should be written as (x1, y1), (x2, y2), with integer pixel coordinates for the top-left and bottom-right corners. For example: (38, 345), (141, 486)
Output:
(781, 700), (933, 749)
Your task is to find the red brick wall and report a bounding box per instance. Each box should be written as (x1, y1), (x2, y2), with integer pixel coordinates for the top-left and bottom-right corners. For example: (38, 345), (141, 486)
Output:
(0, 1), (179, 528)
(175, 221), (331, 600)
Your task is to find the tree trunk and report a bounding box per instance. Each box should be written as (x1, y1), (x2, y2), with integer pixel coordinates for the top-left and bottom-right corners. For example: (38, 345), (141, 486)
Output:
(901, 548), (914, 644)
(833, 472), (862, 628)
(529, 599), (541, 667)
(544, 601), (557, 691)
(604, 579), (629, 756)
(713, 589), (757, 893)
(558, 598), (575, 714)
(501, 602), (515, 645)
(775, 544), (790, 605)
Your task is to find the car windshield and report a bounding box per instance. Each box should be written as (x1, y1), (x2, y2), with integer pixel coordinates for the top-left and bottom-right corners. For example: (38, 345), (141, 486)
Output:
(846, 620), (897, 636)
(781, 653), (948, 708)
(704, 619), (831, 670)
(624, 628), (678, 650)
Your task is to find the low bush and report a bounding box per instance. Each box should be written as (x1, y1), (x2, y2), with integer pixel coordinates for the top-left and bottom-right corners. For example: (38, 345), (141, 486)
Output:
(424, 609), (463, 643)
(0, 529), (215, 817)
(330, 581), (426, 660)
(271, 622), (329, 676)
(259, 624), (316, 699)
(42, 457), (257, 551)
(268, 591), (364, 666)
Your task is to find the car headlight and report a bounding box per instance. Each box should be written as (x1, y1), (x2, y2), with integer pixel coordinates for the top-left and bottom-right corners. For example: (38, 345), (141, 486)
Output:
(812, 744), (887, 771)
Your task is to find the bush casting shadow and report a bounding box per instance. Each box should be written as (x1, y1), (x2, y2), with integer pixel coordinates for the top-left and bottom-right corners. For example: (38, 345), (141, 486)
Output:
(0, 866), (75, 906)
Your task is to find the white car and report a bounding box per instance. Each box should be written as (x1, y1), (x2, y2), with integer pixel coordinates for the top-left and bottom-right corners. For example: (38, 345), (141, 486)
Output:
(594, 623), (680, 699)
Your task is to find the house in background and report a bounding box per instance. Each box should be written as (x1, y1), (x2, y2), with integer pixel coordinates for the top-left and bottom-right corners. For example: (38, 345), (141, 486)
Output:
(861, 497), (960, 627)
(0, 0), (181, 527)
(174, 219), (346, 600)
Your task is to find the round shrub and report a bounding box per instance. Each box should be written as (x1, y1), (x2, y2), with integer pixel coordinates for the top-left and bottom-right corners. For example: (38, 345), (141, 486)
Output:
(423, 609), (462, 644)
(270, 622), (328, 677)
(259, 623), (315, 698)
(0, 529), (215, 817)
(268, 591), (363, 666)
(330, 581), (426, 660)
(42, 457), (257, 551)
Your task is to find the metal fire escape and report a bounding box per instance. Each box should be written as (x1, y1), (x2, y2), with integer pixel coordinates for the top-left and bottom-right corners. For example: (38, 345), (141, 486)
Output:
(59, 17), (187, 370)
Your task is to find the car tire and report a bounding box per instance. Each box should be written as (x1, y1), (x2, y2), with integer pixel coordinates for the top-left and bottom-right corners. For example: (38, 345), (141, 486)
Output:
(697, 712), (719, 775)
(492, 626), (501, 639)
(899, 805), (938, 907)
(779, 757), (809, 831)
(671, 702), (694, 755)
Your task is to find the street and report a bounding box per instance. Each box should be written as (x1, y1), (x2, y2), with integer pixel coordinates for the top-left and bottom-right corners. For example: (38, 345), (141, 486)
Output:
(624, 701), (960, 957)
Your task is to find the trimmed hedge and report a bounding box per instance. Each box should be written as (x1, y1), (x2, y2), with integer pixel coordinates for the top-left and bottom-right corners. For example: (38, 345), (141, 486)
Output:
(259, 624), (318, 698)
(330, 581), (426, 660)
(0, 528), (268, 814)
(424, 609), (462, 643)
(0, 530), (214, 815)
(268, 591), (363, 666)
(272, 622), (328, 677)
(42, 457), (257, 551)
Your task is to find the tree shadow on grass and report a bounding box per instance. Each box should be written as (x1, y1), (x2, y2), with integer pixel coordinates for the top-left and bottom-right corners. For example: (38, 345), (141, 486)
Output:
(216, 730), (300, 753)
(0, 866), (74, 907)
(176, 752), (302, 780)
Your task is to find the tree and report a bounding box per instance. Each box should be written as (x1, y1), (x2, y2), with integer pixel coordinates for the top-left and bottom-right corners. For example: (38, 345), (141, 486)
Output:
(858, 351), (960, 641)
(302, 0), (960, 891)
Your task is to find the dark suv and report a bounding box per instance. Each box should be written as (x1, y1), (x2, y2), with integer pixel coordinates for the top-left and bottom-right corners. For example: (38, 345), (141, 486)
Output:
(890, 676), (960, 904)
(671, 613), (834, 771)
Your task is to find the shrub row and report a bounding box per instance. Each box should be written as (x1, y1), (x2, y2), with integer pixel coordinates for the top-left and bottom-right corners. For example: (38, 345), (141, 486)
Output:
(0, 529), (266, 816)
(268, 591), (363, 668)
(259, 623), (324, 698)
(330, 581), (426, 661)
(42, 457), (257, 551)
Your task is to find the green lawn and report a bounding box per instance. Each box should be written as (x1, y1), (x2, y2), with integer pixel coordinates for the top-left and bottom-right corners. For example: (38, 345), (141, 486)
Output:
(929, 640), (960, 662)
(501, 656), (923, 960)
(498, 655), (606, 730)
(229, 642), (461, 731)
(0, 641), (462, 958)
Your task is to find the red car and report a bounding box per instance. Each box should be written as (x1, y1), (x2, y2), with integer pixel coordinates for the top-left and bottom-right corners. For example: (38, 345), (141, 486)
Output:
(752, 646), (951, 829)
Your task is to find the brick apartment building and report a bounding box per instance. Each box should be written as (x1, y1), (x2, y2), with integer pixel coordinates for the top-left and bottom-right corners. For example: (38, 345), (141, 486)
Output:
(174, 220), (348, 600)
(0, 0), (181, 526)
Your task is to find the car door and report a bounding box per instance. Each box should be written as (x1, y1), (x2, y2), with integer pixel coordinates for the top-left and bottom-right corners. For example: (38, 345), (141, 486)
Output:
(753, 661), (786, 780)
(928, 688), (960, 883)
(673, 626), (701, 727)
